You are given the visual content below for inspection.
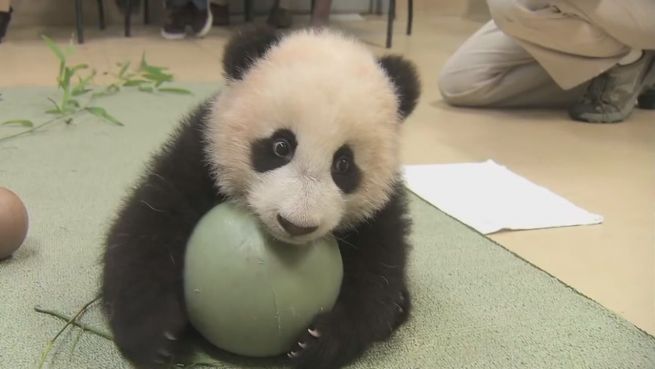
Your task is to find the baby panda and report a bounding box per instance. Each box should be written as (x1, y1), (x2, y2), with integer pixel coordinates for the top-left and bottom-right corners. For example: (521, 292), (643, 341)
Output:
(101, 26), (420, 369)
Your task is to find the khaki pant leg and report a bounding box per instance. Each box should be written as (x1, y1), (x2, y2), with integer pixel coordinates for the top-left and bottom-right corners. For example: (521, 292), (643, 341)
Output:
(489, 0), (655, 89)
(438, 20), (587, 108)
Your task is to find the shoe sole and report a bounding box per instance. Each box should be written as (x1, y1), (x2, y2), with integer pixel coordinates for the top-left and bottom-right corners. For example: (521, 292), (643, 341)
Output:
(194, 8), (213, 38)
(161, 28), (186, 40)
(569, 99), (635, 124)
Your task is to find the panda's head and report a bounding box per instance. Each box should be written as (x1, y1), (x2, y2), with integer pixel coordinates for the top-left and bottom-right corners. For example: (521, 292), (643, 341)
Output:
(206, 27), (420, 245)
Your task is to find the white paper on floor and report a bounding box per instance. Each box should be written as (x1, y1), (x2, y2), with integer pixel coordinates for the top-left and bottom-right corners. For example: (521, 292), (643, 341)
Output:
(402, 160), (604, 234)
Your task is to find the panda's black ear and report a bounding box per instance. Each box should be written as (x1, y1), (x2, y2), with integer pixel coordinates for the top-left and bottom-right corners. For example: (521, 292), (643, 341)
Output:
(379, 55), (421, 120)
(222, 26), (281, 80)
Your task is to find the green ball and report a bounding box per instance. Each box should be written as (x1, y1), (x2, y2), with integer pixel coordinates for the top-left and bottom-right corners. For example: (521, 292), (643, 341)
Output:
(184, 202), (343, 357)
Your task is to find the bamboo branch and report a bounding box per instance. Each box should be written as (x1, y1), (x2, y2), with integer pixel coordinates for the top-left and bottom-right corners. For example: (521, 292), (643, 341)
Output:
(34, 296), (104, 369)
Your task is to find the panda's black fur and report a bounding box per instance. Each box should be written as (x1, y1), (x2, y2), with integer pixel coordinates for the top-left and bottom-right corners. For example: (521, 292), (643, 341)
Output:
(101, 26), (420, 369)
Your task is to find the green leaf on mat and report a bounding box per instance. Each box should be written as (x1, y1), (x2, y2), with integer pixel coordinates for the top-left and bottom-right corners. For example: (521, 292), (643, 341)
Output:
(2, 119), (34, 128)
(158, 87), (192, 95)
(138, 85), (154, 93)
(85, 107), (124, 126)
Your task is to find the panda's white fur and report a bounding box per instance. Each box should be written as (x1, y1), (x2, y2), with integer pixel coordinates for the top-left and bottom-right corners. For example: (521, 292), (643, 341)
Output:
(207, 29), (402, 244)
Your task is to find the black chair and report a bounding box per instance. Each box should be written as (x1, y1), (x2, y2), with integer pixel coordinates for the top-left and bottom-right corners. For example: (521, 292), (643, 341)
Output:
(124, 0), (151, 37)
(74, 0), (107, 44)
(386, 0), (413, 48)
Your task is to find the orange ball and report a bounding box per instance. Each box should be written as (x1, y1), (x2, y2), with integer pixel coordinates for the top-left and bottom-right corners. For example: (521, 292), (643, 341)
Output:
(0, 187), (29, 260)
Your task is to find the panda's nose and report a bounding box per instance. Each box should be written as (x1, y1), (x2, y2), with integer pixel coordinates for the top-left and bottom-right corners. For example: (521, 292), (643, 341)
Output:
(277, 214), (318, 236)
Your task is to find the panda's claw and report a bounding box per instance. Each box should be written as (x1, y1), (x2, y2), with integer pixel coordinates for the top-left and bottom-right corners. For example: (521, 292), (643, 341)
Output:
(287, 351), (300, 358)
(298, 341), (308, 349)
(164, 331), (177, 341)
(308, 328), (321, 338)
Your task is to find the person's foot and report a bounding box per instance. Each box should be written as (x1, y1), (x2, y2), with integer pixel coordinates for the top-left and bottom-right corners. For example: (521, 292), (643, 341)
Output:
(0, 7), (12, 43)
(210, 2), (229, 26)
(161, 5), (189, 40)
(569, 51), (655, 123)
(267, 6), (292, 28)
(190, 3), (213, 37)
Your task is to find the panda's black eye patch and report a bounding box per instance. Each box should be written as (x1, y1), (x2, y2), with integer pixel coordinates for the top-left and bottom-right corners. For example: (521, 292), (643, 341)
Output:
(251, 129), (297, 172)
(331, 145), (361, 194)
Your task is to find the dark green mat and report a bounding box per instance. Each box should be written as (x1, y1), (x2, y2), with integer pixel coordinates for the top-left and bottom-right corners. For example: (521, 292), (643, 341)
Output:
(1, 85), (654, 369)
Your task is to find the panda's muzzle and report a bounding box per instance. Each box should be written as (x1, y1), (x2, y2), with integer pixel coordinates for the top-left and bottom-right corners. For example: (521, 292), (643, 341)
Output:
(277, 214), (318, 237)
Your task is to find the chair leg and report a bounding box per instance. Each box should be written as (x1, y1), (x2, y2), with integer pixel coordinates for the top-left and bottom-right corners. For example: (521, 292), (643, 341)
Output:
(406, 0), (413, 35)
(98, 0), (106, 30)
(75, 0), (84, 44)
(125, 0), (132, 37)
(310, 0), (316, 16)
(386, 0), (395, 48)
(244, 0), (253, 22)
(143, 0), (150, 24)
(392, 0), (396, 21)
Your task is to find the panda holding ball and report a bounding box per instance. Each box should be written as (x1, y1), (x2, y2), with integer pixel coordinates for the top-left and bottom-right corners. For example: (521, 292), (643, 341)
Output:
(101, 26), (420, 369)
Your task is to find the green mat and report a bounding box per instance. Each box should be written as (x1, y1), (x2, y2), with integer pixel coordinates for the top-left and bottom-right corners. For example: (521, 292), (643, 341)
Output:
(1, 85), (654, 369)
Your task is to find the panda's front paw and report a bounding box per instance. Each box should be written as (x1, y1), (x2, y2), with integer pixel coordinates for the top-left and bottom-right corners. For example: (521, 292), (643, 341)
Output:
(109, 294), (187, 368)
(287, 312), (364, 369)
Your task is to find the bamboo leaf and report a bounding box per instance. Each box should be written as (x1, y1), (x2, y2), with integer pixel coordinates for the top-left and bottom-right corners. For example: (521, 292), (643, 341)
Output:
(2, 119), (34, 128)
(72, 88), (92, 96)
(72, 70), (96, 96)
(66, 99), (80, 108)
(158, 87), (192, 95)
(142, 65), (167, 75)
(62, 67), (74, 88)
(70, 64), (89, 73)
(143, 72), (173, 83)
(123, 79), (148, 87)
(138, 85), (154, 93)
(47, 97), (62, 113)
(139, 52), (148, 71)
(42, 35), (66, 63)
(57, 61), (66, 89)
(118, 62), (130, 78)
(85, 106), (124, 126)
